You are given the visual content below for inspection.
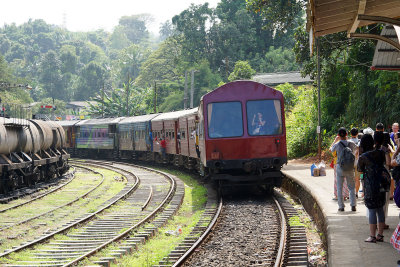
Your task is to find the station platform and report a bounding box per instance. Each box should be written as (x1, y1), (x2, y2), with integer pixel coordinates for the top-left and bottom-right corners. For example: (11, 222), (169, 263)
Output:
(282, 163), (400, 267)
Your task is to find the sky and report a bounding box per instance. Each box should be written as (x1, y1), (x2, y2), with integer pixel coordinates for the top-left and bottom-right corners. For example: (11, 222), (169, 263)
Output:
(0, 0), (221, 35)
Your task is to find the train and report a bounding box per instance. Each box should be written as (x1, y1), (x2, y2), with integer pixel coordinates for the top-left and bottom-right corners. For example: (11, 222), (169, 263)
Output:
(0, 118), (70, 194)
(60, 80), (287, 187)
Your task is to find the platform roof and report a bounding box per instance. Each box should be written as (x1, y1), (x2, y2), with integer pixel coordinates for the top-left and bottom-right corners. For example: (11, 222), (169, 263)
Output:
(371, 25), (400, 70)
(309, 0), (400, 39)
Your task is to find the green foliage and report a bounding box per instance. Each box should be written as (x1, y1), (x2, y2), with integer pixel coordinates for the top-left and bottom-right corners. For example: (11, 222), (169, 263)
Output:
(73, 62), (107, 101)
(262, 46), (299, 72)
(158, 91), (184, 112)
(285, 86), (317, 158)
(118, 14), (151, 44)
(228, 60), (255, 81)
(275, 83), (299, 111)
(31, 98), (67, 115)
(246, 0), (305, 32)
(88, 79), (151, 117)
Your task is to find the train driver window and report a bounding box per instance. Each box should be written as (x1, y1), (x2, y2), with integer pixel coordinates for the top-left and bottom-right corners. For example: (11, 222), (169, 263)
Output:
(247, 100), (282, 136)
(207, 101), (243, 138)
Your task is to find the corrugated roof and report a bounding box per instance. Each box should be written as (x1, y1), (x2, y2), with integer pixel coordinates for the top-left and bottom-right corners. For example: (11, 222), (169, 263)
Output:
(119, 114), (160, 124)
(76, 117), (125, 126)
(151, 108), (198, 122)
(253, 72), (312, 86)
(371, 25), (400, 70)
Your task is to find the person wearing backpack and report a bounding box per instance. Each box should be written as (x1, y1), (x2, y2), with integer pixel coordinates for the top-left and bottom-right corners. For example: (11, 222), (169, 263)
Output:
(358, 132), (391, 243)
(330, 127), (357, 212)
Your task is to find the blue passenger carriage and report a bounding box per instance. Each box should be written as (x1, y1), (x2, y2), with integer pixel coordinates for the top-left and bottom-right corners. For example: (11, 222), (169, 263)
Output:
(118, 114), (159, 160)
(75, 118), (124, 158)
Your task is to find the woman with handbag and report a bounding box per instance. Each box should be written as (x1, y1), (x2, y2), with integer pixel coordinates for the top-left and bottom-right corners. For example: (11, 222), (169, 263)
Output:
(358, 132), (390, 243)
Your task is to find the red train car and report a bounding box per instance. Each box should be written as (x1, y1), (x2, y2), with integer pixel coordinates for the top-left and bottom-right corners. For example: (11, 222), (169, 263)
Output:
(177, 108), (198, 169)
(197, 80), (287, 186)
(151, 109), (198, 164)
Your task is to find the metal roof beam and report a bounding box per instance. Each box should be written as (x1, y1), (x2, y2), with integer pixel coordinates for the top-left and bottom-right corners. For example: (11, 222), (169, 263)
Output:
(357, 14), (400, 27)
(349, 33), (400, 51)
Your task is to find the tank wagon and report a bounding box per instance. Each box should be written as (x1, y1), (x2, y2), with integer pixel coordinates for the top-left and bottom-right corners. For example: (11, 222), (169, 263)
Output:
(59, 80), (286, 187)
(0, 119), (70, 194)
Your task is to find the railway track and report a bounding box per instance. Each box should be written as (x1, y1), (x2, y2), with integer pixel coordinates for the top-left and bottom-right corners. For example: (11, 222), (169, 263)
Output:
(0, 170), (75, 209)
(0, 164), (118, 249)
(0, 166), (103, 231)
(0, 160), (186, 267)
(177, 187), (308, 267)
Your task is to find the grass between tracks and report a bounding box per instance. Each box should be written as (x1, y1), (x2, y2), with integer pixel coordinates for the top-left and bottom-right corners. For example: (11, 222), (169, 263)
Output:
(0, 167), (126, 264)
(83, 168), (208, 267)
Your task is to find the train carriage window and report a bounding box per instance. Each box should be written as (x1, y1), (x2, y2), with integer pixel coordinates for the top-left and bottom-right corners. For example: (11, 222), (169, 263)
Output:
(247, 100), (282, 136)
(207, 102), (243, 138)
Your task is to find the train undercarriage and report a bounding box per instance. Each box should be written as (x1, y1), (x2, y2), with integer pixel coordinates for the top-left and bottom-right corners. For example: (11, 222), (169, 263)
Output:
(0, 148), (70, 194)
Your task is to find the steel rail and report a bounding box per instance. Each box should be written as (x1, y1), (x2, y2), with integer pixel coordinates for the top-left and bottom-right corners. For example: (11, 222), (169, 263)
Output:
(0, 165), (104, 231)
(62, 163), (177, 267)
(0, 168), (76, 213)
(273, 192), (288, 267)
(0, 163), (139, 258)
(172, 197), (223, 267)
(141, 185), (153, 211)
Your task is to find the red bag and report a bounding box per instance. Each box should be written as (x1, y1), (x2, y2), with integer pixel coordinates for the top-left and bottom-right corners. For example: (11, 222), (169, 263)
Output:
(391, 223), (400, 251)
(330, 160), (334, 168)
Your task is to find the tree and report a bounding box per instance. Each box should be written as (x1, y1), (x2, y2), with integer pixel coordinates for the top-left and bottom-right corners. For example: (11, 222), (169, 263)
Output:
(108, 26), (131, 50)
(159, 20), (175, 41)
(111, 44), (151, 88)
(38, 50), (65, 100)
(172, 3), (213, 62)
(74, 62), (106, 100)
(59, 45), (77, 74)
(261, 46), (299, 72)
(135, 37), (183, 88)
(88, 80), (151, 117)
(118, 14), (151, 44)
(228, 60), (255, 81)
(246, 0), (305, 32)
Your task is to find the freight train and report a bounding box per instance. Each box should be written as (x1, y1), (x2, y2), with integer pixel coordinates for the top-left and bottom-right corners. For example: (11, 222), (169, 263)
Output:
(0, 119), (70, 194)
(60, 80), (287, 187)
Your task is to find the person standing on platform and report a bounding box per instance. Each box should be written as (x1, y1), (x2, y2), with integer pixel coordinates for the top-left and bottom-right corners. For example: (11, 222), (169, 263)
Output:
(350, 128), (361, 197)
(330, 127), (357, 212)
(391, 122), (399, 144)
(358, 132), (390, 243)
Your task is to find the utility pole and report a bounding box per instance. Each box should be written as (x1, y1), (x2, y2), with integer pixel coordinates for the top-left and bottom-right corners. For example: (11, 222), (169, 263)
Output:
(101, 83), (104, 118)
(126, 75), (131, 116)
(184, 71), (188, 109)
(190, 70), (197, 108)
(317, 38), (322, 162)
(153, 81), (157, 113)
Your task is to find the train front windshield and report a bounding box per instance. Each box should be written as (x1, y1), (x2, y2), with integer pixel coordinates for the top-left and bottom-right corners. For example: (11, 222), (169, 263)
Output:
(247, 100), (282, 136)
(207, 102), (243, 138)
